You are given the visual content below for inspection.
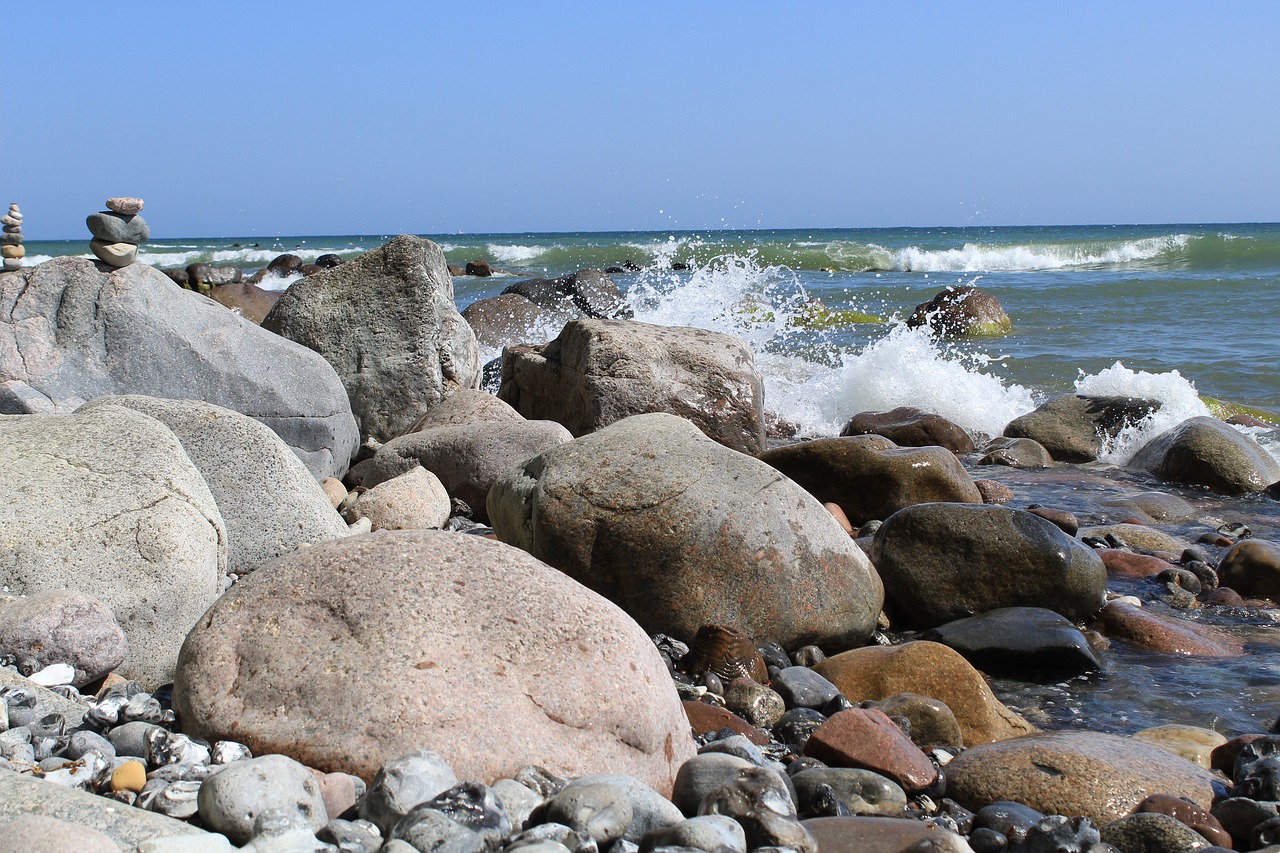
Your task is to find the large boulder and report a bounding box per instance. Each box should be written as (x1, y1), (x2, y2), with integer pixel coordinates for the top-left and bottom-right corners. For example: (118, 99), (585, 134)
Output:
(1003, 395), (1161, 463)
(813, 642), (1034, 747)
(461, 293), (579, 351)
(1128, 416), (1280, 495)
(944, 731), (1220, 824)
(868, 503), (1106, 629)
(362, 420), (574, 523)
(174, 530), (696, 793)
(840, 407), (976, 453)
(0, 406), (224, 688)
(758, 436), (982, 527)
(401, 389), (523, 434)
(498, 319), (766, 454)
(488, 413), (884, 651)
(262, 235), (482, 443)
(905, 285), (1011, 337)
(78, 395), (349, 576)
(0, 256), (358, 479)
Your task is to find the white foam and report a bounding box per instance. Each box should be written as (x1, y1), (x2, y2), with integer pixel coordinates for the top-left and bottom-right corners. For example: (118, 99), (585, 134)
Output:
(487, 244), (547, 264)
(253, 270), (303, 292)
(1074, 362), (1212, 465)
(893, 234), (1191, 272)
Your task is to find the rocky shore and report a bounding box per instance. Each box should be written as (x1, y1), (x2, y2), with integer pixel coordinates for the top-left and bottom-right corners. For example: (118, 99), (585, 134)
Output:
(1, 230), (1279, 852)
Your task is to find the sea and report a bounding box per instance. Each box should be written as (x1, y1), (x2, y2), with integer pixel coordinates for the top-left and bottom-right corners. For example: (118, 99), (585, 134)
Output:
(22, 223), (1280, 736)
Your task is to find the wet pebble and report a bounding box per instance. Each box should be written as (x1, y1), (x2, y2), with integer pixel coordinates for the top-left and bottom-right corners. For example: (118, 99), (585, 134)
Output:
(790, 767), (907, 818)
(318, 818), (383, 853)
(698, 766), (814, 853)
(722, 678), (786, 729)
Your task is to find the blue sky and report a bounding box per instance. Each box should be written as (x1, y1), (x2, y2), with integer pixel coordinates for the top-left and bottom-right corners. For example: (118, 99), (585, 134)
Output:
(5, 2), (1278, 238)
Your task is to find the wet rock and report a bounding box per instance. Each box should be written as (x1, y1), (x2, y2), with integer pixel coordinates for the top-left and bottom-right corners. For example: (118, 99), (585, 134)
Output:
(1211, 797), (1277, 849)
(0, 407), (224, 688)
(771, 667), (842, 710)
(0, 256), (357, 478)
(349, 465), (451, 530)
(906, 285), (1011, 337)
(466, 259), (493, 277)
(672, 753), (756, 817)
(699, 767), (815, 853)
(78, 395), (351, 576)
(363, 420), (573, 524)
(462, 293), (579, 351)
(921, 607), (1103, 677)
(774, 708), (827, 751)
(185, 262), (243, 289)
(975, 479), (1015, 504)
(1099, 549), (1174, 579)
(1131, 725), (1227, 769)
(1101, 492), (1197, 523)
(263, 235), (482, 444)
(1100, 811), (1210, 853)
(814, 641), (1034, 747)
(174, 530), (695, 792)
(1095, 601), (1243, 656)
(802, 815), (972, 853)
(840, 407), (975, 454)
(1079, 523), (1188, 554)
(722, 679), (786, 729)
(1130, 416), (1280, 495)
(979, 436), (1054, 468)
(945, 730), (1220, 824)
(1026, 506), (1079, 536)
(862, 693), (963, 749)
(682, 702), (770, 746)
(0, 590), (127, 686)
(803, 709), (938, 794)
(790, 768), (907, 818)
(759, 436), (982, 528)
(488, 413), (884, 652)
(869, 504), (1106, 629)
(498, 319), (766, 454)
(1216, 539), (1280, 599)
(1004, 395), (1161, 463)
(197, 754), (328, 845)
(1134, 793), (1230, 848)
(360, 749), (460, 835)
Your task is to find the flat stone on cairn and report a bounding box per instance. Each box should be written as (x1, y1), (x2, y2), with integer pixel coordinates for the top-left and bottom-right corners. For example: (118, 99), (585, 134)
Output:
(88, 197), (147, 268)
(1, 203), (23, 271)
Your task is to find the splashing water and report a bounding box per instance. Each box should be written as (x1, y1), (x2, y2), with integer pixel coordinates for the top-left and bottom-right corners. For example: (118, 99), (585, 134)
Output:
(1074, 362), (1212, 465)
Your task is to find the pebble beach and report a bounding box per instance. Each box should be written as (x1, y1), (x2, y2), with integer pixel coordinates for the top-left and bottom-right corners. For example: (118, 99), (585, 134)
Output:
(1, 208), (1280, 853)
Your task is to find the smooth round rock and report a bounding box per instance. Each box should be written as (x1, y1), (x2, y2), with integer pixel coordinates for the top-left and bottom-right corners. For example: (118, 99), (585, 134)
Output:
(89, 239), (138, 268)
(980, 436), (1054, 468)
(360, 749), (459, 834)
(771, 667), (842, 710)
(197, 754), (328, 845)
(920, 607), (1103, 677)
(841, 407), (976, 453)
(803, 815), (972, 853)
(640, 815), (747, 853)
(723, 679), (786, 729)
(790, 768), (907, 817)
(803, 708), (937, 794)
(174, 531), (695, 793)
(1129, 416), (1280, 495)
(86, 212), (150, 245)
(0, 589), (128, 685)
(555, 774), (685, 843)
(862, 693), (963, 749)
(1100, 811), (1212, 853)
(111, 760), (147, 793)
(350, 465), (451, 530)
(1217, 539), (1280, 600)
(1131, 725), (1228, 769)
(0, 814), (123, 852)
(672, 753), (756, 817)
(945, 731), (1220, 824)
(401, 389), (524, 433)
(543, 782), (634, 845)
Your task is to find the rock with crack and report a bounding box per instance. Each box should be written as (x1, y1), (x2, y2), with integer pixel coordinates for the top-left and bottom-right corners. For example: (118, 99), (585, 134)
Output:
(0, 256), (357, 479)
(0, 405), (225, 688)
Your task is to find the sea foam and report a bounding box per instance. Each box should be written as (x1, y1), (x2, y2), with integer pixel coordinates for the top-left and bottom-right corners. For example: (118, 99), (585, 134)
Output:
(892, 234), (1191, 273)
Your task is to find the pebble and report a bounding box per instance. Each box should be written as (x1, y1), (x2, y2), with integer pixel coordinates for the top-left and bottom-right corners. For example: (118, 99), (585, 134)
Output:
(89, 239), (139, 268)
(770, 667), (842, 710)
(106, 197), (144, 215)
(790, 767), (907, 818)
(197, 754), (329, 845)
(318, 818), (383, 853)
(111, 759), (148, 792)
(360, 748), (460, 834)
(672, 752), (756, 816)
(697, 766), (814, 853)
(722, 678), (786, 729)
(543, 781), (634, 845)
(639, 814), (747, 853)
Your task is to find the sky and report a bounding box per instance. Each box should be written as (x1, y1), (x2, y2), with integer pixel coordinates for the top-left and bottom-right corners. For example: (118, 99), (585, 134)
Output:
(5, 2), (1279, 238)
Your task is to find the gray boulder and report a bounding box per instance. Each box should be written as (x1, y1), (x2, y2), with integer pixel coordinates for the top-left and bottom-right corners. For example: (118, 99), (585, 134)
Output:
(197, 754), (329, 845)
(1128, 415), (1280, 495)
(0, 814), (122, 853)
(78, 396), (349, 575)
(363, 420), (574, 523)
(0, 256), (358, 479)
(869, 503), (1106, 630)
(86, 211), (149, 244)
(1003, 395), (1161, 463)
(173, 530), (695, 794)
(401, 389), (523, 434)
(0, 590), (127, 686)
(0, 406), (225, 687)
(488, 413), (884, 651)
(498, 319), (766, 455)
(263, 235), (482, 443)
(461, 293), (579, 351)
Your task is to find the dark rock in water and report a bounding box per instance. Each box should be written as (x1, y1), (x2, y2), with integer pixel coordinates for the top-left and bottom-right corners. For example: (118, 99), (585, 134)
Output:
(1004, 395), (1161, 463)
(840, 406), (975, 453)
(316, 253), (344, 268)
(466, 259), (493, 277)
(980, 436), (1054, 468)
(163, 267), (189, 286)
(263, 235), (482, 443)
(973, 801), (1045, 845)
(920, 607), (1102, 677)
(300, 263), (323, 276)
(86, 211), (149, 244)
(503, 277), (564, 308)
(906, 285), (1010, 337)
(499, 320), (767, 455)
(1025, 505), (1078, 536)
(1217, 539), (1280, 600)
(759, 436), (982, 527)
(1129, 416), (1280, 495)
(869, 503), (1106, 629)
(185, 262), (242, 290)
(487, 413), (884, 652)
(862, 693), (963, 749)
(448, 263), (466, 276)
(266, 253), (303, 276)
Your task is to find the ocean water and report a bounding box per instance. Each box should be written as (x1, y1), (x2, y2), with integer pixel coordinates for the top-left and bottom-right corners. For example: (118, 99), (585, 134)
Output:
(21, 223), (1280, 733)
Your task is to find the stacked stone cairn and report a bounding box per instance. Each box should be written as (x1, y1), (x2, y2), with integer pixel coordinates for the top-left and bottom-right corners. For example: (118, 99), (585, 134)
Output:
(87, 197), (148, 268)
(1, 203), (22, 271)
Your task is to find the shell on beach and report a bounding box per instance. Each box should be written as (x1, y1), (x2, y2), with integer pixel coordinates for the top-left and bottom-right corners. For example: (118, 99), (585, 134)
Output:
(685, 625), (769, 684)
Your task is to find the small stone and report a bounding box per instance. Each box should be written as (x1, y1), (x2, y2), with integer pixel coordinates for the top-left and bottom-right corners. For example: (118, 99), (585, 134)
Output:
(698, 766), (815, 853)
(1099, 811), (1212, 852)
(0, 215), (20, 227)
(65, 730), (116, 761)
(107, 197), (144, 215)
(198, 754), (329, 845)
(86, 211), (150, 244)
(640, 814), (747, 853)
(27, 663), (75, 686)
(112, 759), (148, 792)
(349, 465), (451, 530)
(672, 752), (756, 816)
(791, 767), (908, 818)
(974, 479), (1014, 504)
(211, 740), (253, 764)
(360, 748), (460, 834)
(803, 708), (938, 793)
(154, 779), (202, 819)
(89, 239), (139, 268)
(771, 667), (841, 710)
(318, 818), (384, 853)
(723, 678), (786, 728)
(2, 258), (22, 271)
(321, 477), (348, 509)
(544, 781), (634, 845)
(147, 727), (211, 766)
(1, 244), (24, 259)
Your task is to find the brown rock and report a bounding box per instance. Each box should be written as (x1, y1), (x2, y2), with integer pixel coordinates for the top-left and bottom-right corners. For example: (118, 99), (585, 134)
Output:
(1217, 539), (1280, 599)
(1203, 587), (1245, 607)
(106, 197), (143, 215)
(320, 477), (347, 509)
(461, 293), (580, 350)
(1095, 601), (1244, 656)
(207, 281), (282, 325)
(173, 530), (696, 791)
(813, 641), (1035, 746)
(840, 407), (975, 453)
(1100, 491), (1196, 523)
(349, 465), (451, 530)
(975, 479), (1014, 504)
(315, 770), (363, 821)
(401, 389), (524, 434)
(1129, 415), (1280, 495)
(1130, 724), (1227, 769)
(499, 319), (767, 455)
(1211, 733), (1268, 774)
(759, 436), (982, 527)
(905, 285), (1011, 337)
(944, 730), (1219, 824)
(980, 436), (1054, 468)
(1077, 523), (1189, 554)
(1099, 549), (1174, 579)
(1026, 506), (1078, 536)
(682, 700), (770, 746)
(863, 693), (963, 749)
(1133, 793), (1232, 848)
(824, 503), (854, 535)
(466, 259), (493, 277)
(803, 816), (972, 853)
(803, 709), (938, 793)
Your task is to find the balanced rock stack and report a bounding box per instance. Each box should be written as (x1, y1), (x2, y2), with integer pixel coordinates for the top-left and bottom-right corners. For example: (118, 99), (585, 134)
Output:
(87, 196), (148, 268)
(1, 203), (22, 271)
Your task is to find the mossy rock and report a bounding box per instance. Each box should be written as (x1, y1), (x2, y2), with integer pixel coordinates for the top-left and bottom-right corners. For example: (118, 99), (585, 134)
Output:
(1201, 396), (1279, 425)
(791, 302), (882, 329)
(965, 318), (1014, 337)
